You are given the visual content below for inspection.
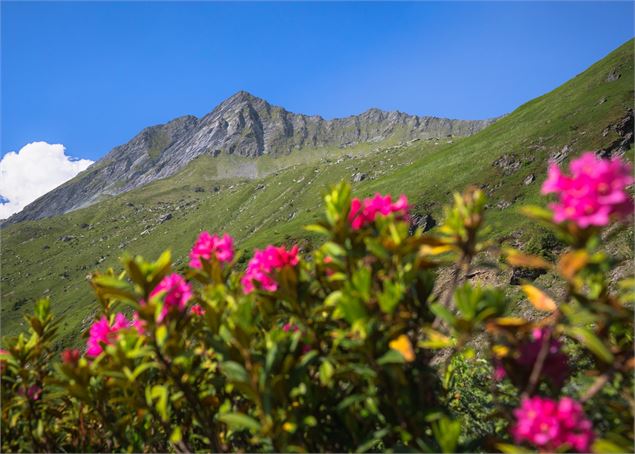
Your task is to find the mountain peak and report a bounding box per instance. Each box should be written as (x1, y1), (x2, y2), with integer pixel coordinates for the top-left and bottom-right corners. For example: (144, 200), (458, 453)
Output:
(224, 90), (263, 104)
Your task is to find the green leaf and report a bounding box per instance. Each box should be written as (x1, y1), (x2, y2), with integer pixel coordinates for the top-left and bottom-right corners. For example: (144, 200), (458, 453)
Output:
(496, 443), (532, 453)
(150, 385), (169, 422)
(219, 413), (261, 432)
(591, 438), (629, 453)
(338, 294), (367, 324)
(304, 223), (330, 235)
(130, 362), (156, 381)
(432, 416), (460, 453)
(322, 241), (347, 257)
(520, 205), (555, 223)
(566, 326), (614, 363)
(34, 298), (50, 320)
(319, 359), (335, 386)
(156, 325), (168, 347)
(324, 291), (343, 307)
(377, 349), (406, 365)
(430, 303), (456, 326)
(377, 281), (404, 314)
(170, 426), (182, 444)
(419, 328), (454, 349)
(152, 250), (172, 277)
(221, 361), (250, 384)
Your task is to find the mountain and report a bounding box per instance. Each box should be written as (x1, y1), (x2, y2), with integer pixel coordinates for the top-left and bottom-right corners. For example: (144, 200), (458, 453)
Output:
(5, 92), (495, 224)
(1, 40), (633, 344)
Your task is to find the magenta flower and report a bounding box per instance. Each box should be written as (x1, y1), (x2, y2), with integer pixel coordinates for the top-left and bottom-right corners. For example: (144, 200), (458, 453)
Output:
(190, 304), (205, 316)
(189, 232), (235, 268)
(149, 274), (193, 322)
(512, 396), (594, 452)
(348, 193), (410, 230)
(241, 245), (299, 294)
(516, 328), (569, 388)
(86, 313), (133, 357)
(541, 152), (634, 228)
(282, 322), (300, 332)
(27, 385), (42, 401)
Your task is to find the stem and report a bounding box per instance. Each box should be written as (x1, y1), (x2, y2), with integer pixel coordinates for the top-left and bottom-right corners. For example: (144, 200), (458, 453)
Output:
(522, 325), (553, 397)
(581, 372), (611, 403)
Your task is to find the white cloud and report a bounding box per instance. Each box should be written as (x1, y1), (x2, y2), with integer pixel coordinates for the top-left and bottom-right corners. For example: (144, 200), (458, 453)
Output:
(0, 142), (93, 219)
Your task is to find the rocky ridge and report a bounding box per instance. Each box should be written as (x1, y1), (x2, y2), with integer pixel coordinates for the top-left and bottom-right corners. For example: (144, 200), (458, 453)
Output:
(6, 91), (496, 224)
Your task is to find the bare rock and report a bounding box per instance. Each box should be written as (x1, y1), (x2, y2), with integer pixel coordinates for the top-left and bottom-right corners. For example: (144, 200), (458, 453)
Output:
(510, 267), (546, 285)
(352, 172), (368, 183)
(606, 69), (621, 82)
(493, 154), (521, 175)
(409, 213), (437, 235)
(550, 144), (571, 164)
(158, 213), (172, 224)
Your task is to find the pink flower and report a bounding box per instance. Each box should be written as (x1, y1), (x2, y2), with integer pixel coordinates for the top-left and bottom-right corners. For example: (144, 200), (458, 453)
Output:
(516, 328), (569, 388)
(283, 322), (299, 332)
(149, 274), (193, 322)
(27, 385), (42, 401)
(190, 304), (205, 316)
(131, 311), (146, 334)
(86, 313), (133, 357)
(493, 361), (506, 381)
(189, 232), (235, 268)
(512, 396), (594, 452)
(348, 193), (410, 230)
(323, 256), (336, 276)
(541, 152), (634, 228)
(241, 245), (299, 294)
(60, 348), (81, 365)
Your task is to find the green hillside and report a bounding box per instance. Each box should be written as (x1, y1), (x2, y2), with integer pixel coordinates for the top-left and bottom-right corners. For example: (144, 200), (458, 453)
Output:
(1, 39), (633, 344)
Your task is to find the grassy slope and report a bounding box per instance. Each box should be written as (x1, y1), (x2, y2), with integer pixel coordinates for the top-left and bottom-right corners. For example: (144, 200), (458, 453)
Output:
(1, 40), (633, 344)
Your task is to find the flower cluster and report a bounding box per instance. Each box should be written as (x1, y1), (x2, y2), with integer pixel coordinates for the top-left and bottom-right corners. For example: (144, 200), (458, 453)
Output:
(149, 273), (193, 322)
(512, 396), (594, 452)
(541, 152), (634, 227)
(191, 304), (205, 316)
(189, 232), (235, 268)
(241, 245), (299, 294)
(348, 193), (409, 230)
(87, 313), (139, 357)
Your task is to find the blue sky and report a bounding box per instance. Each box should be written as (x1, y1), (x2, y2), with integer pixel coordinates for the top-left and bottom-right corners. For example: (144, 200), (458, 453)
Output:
(2, 1), (633, 161)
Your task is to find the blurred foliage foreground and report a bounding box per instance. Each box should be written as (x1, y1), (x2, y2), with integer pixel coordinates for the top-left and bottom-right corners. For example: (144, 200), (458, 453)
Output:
(1, 153), (634, 453)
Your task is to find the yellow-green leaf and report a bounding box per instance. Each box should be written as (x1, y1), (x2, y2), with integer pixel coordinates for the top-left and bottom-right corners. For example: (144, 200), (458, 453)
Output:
(521, 284), (557, 312)
(557, 250), (588, 281)
(504, 248), (552, 269)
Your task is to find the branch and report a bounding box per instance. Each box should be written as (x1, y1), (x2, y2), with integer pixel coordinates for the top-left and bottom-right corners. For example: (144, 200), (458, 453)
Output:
(581, 372), (611, 403)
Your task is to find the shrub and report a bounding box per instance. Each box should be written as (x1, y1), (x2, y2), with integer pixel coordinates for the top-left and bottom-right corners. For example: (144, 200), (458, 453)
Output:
(1, 153), (633, 452)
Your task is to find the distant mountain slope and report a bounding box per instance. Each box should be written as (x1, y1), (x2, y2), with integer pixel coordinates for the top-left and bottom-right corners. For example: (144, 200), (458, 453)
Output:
(1, 40), (632, 344)
(5, 92), (495, 224)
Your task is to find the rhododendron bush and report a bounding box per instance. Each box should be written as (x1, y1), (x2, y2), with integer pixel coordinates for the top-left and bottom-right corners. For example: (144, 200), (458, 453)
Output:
(1, 152), (633, 453)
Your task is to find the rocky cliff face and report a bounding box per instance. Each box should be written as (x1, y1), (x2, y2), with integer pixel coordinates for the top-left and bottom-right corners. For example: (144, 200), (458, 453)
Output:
(6, 91), (496, 223)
